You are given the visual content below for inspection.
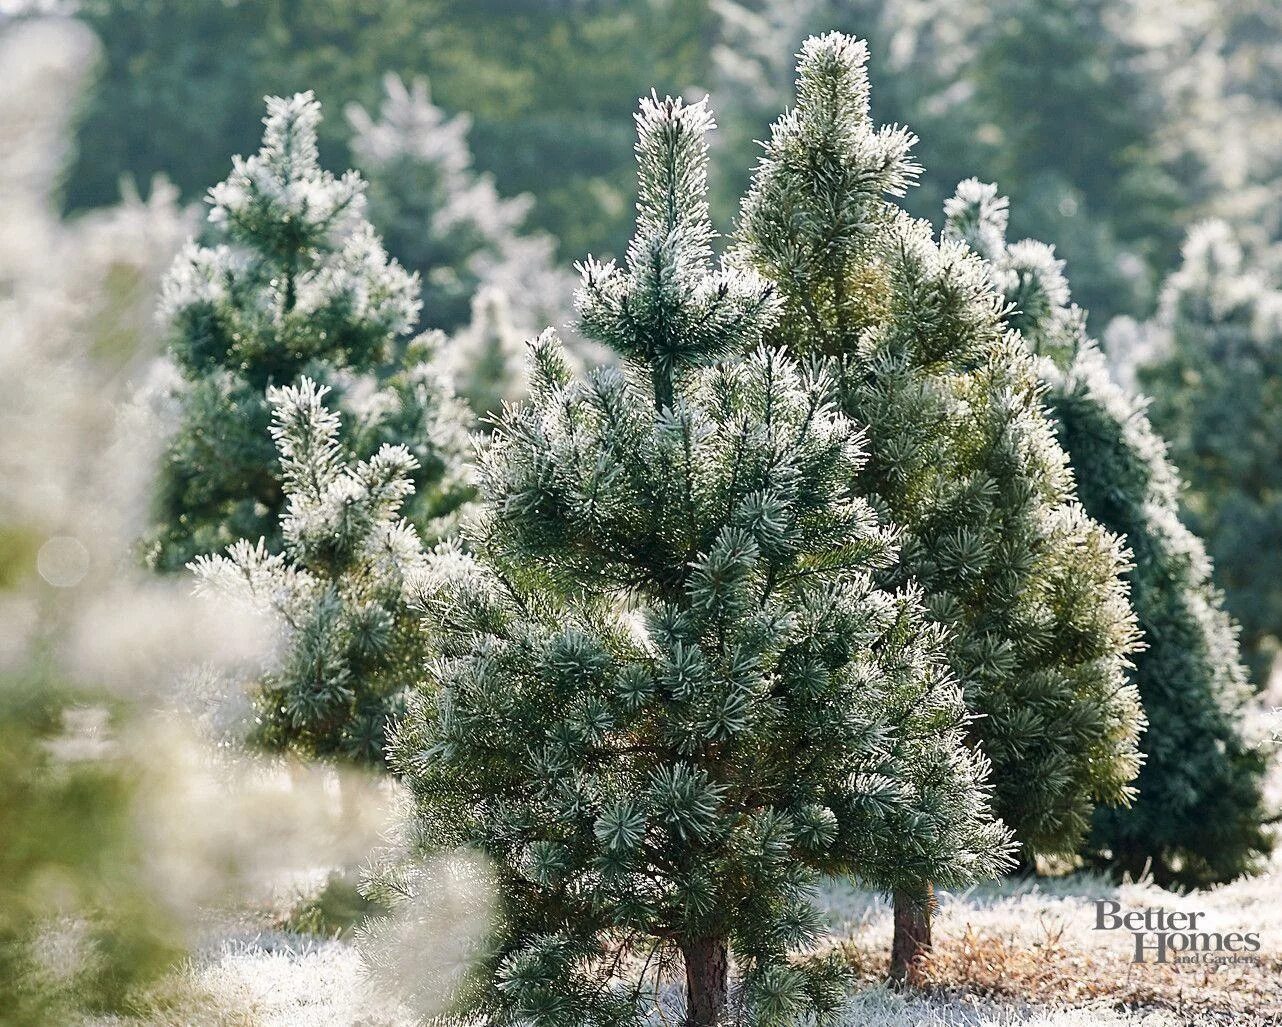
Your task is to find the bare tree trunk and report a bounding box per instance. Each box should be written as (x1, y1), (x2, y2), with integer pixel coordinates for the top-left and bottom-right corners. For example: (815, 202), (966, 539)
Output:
(888, 884), (933, 987)
(681, 936), (728, 1027)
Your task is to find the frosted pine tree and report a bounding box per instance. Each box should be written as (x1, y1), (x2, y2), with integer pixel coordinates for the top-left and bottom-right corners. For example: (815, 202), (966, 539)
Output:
(191, 379), (429, 766)
(1137, 221), (1282, 688)
(736, 34), (1142, 980)
(347, 73), (574, 336)
(945, 183), (1272, 884)
(442, 286), (528, 423)
(147, 92), (471, 571)
(371, 94), (1010, 1025)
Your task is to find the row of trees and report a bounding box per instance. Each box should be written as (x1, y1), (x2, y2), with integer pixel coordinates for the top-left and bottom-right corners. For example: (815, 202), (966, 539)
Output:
(62, 1), (1282, 681)
(137, 30), (1273, 1025)
(67, 0), (1282, 325)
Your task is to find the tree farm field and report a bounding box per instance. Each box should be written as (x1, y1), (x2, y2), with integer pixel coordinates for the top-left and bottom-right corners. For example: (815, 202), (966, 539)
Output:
(6, 3), (1282, 1026)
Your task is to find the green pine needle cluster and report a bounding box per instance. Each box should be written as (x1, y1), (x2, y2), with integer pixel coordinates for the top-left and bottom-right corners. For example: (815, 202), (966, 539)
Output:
(191, 379), (432, 766)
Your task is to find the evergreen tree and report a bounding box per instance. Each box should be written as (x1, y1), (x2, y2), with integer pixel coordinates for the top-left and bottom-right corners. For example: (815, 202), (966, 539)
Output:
(147, 91), (471, 571)
(371, 93), (1010, 1025)
(346, 73), (572, 335)
(190, 379), (429, 767)
(1136, 220), (1282, 688)
(945, 181), (1272, 886)
(736, 34), (1143, 978)
(442, 286), (529, 424)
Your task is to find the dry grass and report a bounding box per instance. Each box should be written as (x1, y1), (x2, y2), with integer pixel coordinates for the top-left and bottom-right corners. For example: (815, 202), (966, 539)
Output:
(818, 864), (1282, 1027)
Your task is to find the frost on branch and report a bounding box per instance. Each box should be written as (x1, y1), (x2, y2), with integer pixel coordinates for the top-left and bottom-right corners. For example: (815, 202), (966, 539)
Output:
(191, 378), (429, 766)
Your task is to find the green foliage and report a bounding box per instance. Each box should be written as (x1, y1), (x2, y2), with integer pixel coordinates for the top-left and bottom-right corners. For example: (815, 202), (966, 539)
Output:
(147, 92), (471, 571)
(736, 34), (1143, 859)
(375, 92), (1009, 1025)
(443, 287), (529, 424)
(1138, 221), (1282, 688)
(946, 182), (1272, 886)
(190, 379), (433, 767)
(280, 868), (387, 940)
(417, 0), (719, 262)
(0, 682), (181, 1026)
(70, 0), (716, 267)
(964, 0), (1184, 321)
(68, 0), (444, 213)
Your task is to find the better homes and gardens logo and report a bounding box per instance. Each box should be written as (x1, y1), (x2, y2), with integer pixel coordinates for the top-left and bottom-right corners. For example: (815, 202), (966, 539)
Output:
(1094, 899), (1263, 966)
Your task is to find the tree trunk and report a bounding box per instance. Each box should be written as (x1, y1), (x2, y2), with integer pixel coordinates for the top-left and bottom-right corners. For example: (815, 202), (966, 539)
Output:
(1011, 847), (1038, 878)
(681, 936), (728, 1027)
(888, 884), (933, 987)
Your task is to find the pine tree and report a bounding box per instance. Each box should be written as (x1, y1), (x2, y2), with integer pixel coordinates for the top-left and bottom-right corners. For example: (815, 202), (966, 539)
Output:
(945, 181), (1272, 886)
(190, 379), (430, 766)
(346, 73), (573, 336)
(735, 34), (1143, 979)
(1136, 220), (1282, 688)
(442, 286), (529, 423)
(371, 93), (1011, 1025)
(147, 91), (471, 571)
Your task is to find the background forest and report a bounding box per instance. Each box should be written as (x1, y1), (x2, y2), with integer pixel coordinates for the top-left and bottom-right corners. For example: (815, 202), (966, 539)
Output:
(63, 0), (1282, 676)
(5, 1), (1282, 1025)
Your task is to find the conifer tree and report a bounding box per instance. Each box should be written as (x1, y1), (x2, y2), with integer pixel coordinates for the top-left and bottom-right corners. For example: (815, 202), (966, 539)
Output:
(372, 93), (1010, 1025)
(736, 34), (1143, 979)
(190, 379), (430, 766)
(147, 92), (471, 571)
(347, 73), (573, 336)
(1136, 221), (1282, 687)
(944, 185), (1272, 884)
(443, 286), (529, 423)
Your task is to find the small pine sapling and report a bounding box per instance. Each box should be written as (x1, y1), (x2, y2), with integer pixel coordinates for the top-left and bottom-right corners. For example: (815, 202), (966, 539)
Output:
(149, 92), (470, 570)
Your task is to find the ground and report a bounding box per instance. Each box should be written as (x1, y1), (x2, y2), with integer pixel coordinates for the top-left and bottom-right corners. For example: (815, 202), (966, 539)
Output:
(99, 709), (1282, 1027)
(94, 852), (1280, 1027)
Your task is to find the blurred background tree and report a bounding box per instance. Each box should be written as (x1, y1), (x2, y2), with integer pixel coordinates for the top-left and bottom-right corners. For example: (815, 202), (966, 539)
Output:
(346, 73), (570, 335)
(1135, 222), (1282, 689)
(62, 0), (1282, 328)
(66, 0), (715, 267)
